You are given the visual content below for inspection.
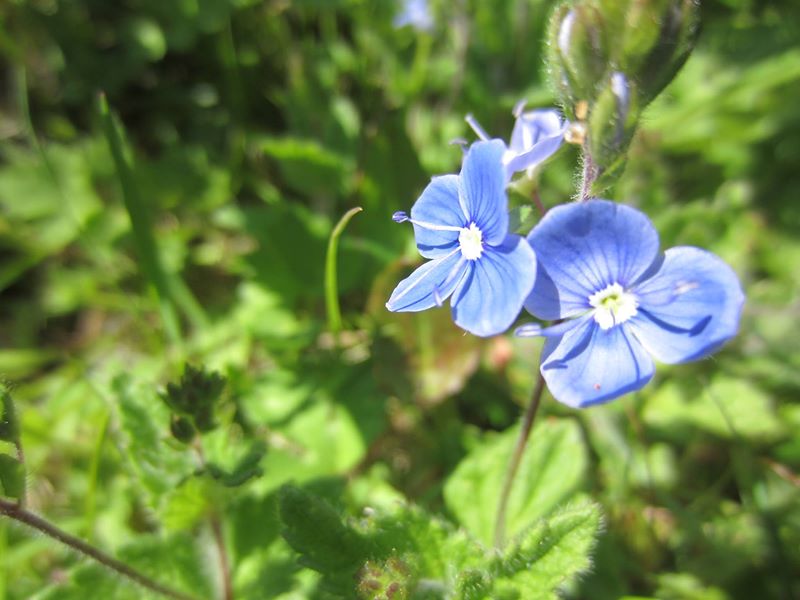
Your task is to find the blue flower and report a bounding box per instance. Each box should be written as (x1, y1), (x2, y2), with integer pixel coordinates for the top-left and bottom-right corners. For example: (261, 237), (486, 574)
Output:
(466, 104), (567, 180)
(386, 140), (537, 337)
(518, 199), (744, 408)
(393, 0), (434, 31)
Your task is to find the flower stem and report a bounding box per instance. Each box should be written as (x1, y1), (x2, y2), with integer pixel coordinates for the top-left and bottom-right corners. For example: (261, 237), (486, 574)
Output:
(579, 144), (598, 200)
(0, 498), (198, 600)
(325, 207), (363, 335)
(494, 370), (546, 549)
(210, 513), (233, 600)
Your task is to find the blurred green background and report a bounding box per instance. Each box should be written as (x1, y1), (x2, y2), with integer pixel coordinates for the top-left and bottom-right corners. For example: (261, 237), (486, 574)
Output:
(0, 0), (799, 598)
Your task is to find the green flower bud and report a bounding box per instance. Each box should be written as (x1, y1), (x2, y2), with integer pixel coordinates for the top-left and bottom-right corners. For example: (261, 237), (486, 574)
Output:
(0, 386), (19, 444)
(160, 364), (226, 436)
(170, 415), (196, 444)
(588, 71), (641, 192)
(547, 4), (610, 117)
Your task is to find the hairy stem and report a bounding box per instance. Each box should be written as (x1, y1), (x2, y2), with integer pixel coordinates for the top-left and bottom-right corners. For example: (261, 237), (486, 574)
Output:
(0, 498), (198, 600)
(494, 371), (546, 549)
(193, 443), (233, 600)
(579, 144), (598, 200)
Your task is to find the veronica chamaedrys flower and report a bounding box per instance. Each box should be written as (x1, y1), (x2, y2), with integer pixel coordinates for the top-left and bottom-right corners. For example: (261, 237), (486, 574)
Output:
(465, 104), (567, 180)
(393, 0), (433, 31)
(386, 140), (536, 337)
(517, 199), (744, 408)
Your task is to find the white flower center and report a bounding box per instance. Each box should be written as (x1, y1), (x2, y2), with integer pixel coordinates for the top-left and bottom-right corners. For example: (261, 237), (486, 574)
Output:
(458, 223), (484, 260)
(588, 283), (638, 330)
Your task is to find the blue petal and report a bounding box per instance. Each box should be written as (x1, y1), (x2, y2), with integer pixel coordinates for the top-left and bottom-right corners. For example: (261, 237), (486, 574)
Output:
(508, 109), (564, 155)
(540, 319), (655, 408)
(386, 250), (467, 313)
(525, 199), (660, 320)
(410, 174), (464, 258)
(628, 246), (745, 364)
(504, 134), (564, 178)
(450, 235), (536, 337)
(458, 139), (509, 245)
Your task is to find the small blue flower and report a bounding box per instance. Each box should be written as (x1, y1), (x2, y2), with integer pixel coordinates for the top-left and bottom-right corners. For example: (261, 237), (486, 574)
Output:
(466, 104), (567, 180)
(393, 0), (434, 31)
(386, 140), (537, 337)
(518, 199), (744, 408)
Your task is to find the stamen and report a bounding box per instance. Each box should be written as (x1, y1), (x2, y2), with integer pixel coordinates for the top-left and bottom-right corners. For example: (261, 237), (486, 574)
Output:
(465, 114), (490, 142)
(589, 282), (638, 330)
(393, 211), (464, 232)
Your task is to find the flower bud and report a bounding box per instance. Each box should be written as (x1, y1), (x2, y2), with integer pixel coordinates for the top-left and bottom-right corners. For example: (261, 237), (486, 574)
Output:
(588, 71), (641, 193)
(546, 0), (699, 113)
(546, 4), (610, 118)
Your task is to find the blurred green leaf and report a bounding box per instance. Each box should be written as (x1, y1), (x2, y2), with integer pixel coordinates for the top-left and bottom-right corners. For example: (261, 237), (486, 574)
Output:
(112, 374), (195, 507)
(643, 376), (784, 443)
(36, 532), (212, 600)
(445, 419), (588, 546)
(0, 454), (25, 500)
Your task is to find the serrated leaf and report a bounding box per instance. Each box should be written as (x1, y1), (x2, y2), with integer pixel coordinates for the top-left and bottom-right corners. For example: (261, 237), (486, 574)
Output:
(160, 476), (217, 531)
(444, 419), (588, 546)
(493, 502), (602, 598)
(278, 485), (370, 594)
(0, 454), (25, 500)
(112, 374), (195, 507)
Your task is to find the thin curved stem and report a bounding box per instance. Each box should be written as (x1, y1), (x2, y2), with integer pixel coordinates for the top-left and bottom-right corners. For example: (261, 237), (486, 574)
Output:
(0, 498), (198, 600)
(494, 370), (546, 549)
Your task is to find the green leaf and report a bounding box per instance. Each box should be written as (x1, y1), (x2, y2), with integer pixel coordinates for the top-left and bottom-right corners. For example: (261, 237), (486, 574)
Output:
(643, 376), (785, 443)
(492, 502), (602, 598)
(278, 485), (370, 595)
(0, 385), (19, 443)
(261, 136), (354, 197)
(258, 399), (366, 492)
(0, 454), (25, 500)
(36, 532), (212, 600)
(444, 419), (588, 546)
(112, 374), (195, 507)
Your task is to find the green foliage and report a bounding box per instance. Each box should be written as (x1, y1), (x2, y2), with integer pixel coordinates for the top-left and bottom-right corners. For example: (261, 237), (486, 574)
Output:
(278, 485), (601, 599)
(0, 455), (25, 500)
(37, 532), (212, 600)
(161, 364), (227, 437)
(445, 419), (588, 545)
(0, 386), (19, 444)
(0, 0), (798, 598)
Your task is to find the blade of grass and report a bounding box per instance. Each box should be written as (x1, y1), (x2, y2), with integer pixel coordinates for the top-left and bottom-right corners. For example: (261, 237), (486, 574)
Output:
(325, 206), (363, 334)
(98, 94), (208, 344)
(83, 408), (109, 541)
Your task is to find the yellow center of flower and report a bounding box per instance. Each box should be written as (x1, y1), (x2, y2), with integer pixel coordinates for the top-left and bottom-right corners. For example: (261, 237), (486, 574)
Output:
(588, 283), (638, 330)
(458, 223), (484, 260)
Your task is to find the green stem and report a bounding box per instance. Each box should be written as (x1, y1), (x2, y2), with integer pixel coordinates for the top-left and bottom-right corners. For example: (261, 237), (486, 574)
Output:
(210, 514), (233, 600)
(494, 370), (546, 549)
(325, 207), (363, 334)
(0, 499), (199, 600)
(83, 409), (109, 540)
